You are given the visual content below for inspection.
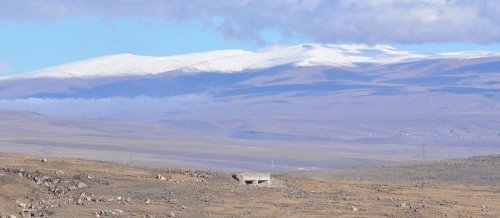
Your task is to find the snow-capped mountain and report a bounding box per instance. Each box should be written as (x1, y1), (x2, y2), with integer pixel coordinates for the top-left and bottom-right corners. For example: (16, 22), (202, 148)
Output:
(0, 43), (498, 153)
(5, 43), (499, 80)
(0, 43), (498, 100)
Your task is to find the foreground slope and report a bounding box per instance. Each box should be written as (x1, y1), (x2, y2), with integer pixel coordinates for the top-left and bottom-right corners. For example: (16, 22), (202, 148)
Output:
(1, 153), (499, 217)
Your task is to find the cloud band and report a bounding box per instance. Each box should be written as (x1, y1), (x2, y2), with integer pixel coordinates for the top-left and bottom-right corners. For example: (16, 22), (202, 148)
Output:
(1, 0), (499, 44)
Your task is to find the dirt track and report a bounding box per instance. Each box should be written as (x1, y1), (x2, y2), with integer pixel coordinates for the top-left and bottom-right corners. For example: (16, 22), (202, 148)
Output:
(1, 153), (499, 217)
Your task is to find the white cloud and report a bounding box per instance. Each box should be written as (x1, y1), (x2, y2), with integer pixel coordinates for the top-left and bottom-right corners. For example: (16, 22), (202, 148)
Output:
(0, 0), (500, 44)
(0, 94), (214, 118)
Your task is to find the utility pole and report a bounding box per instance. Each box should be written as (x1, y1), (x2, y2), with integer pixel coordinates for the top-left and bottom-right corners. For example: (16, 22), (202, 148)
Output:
(421, 143), (426, 187)
(129, 147), (134, 164)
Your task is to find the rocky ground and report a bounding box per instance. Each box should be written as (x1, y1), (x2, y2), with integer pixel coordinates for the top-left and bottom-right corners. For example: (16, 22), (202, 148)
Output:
(1, 153), (499, 217)
(321, 154), (500, 187)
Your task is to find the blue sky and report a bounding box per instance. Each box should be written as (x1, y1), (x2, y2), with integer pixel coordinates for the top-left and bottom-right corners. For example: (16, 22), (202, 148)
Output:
(1, 0), (500, 76)
(0, 17), (266, 75)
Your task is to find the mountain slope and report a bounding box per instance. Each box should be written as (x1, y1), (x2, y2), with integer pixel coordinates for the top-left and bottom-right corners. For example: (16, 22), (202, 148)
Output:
(6, 43), (497, 80)
(0, 57), (498, 99)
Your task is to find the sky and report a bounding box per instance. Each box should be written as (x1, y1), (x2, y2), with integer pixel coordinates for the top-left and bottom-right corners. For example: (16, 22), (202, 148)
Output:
(1, 0), (500, 76)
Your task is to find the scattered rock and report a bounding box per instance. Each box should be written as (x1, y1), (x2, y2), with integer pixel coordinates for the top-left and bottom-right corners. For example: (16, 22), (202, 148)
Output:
(76, 198), (84, 205)
(15, 200), (26, 208)
(351, 206), (358, 211)
(125, 197), (132, 203)
(77, 182), (87, 189)
(96, 209), (124, 217)
(156, 174), (166, 180)
(41, 158), (47, 163)
(168, 212), (175, 217)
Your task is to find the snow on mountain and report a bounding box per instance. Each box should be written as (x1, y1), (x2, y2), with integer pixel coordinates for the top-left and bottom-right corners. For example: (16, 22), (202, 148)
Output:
(3, 44), (500, 80)
(438, 51), (500, 59)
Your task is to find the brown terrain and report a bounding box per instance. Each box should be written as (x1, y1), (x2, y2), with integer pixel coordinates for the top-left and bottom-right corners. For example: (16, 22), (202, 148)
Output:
(1, 153), (499, 218)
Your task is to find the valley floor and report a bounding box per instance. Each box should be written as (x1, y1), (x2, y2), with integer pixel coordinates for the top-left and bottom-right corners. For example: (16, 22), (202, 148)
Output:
(1, 153), (499, 217)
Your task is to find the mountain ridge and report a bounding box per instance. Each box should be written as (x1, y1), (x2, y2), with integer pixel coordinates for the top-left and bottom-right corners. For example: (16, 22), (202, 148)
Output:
(4, 43), (500, 80)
